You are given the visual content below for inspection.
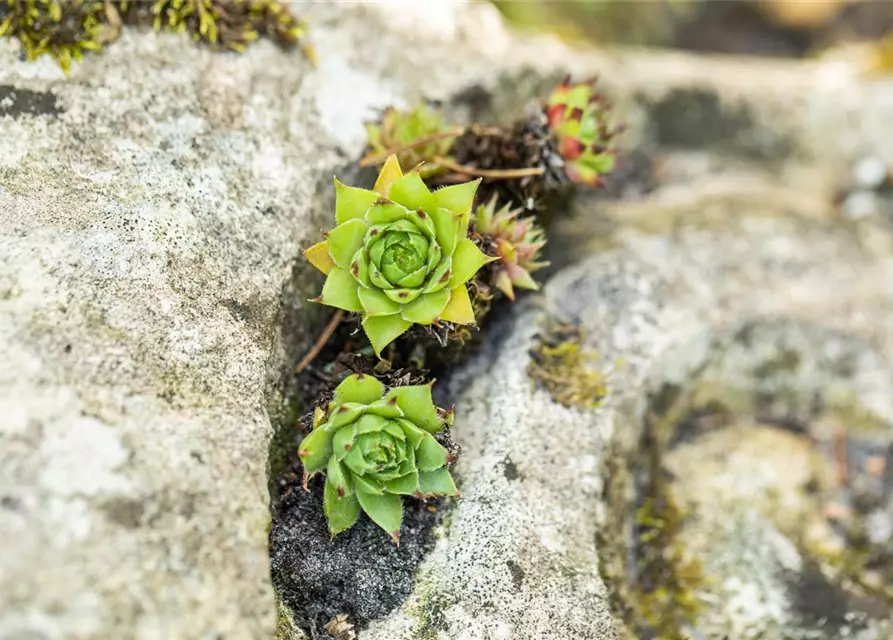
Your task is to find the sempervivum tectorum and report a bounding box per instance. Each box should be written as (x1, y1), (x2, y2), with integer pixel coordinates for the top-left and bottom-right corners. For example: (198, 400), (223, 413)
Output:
(473, 196), (549, 301)
(363, 104), (459, 179)
(545, 76), (617, 187)
(303, 155), (495, 356)
(297, 373), (457, 541)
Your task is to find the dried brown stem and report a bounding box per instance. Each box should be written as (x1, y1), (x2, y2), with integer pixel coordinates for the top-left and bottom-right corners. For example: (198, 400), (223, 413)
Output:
(295, 310), (344, 374)
(467, 125), (507, 136)
(433, 156), (545, 180)
(358, 128), (466, 167)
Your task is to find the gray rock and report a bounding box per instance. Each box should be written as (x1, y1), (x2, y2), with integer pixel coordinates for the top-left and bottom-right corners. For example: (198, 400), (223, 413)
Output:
(853, 156), (889, 190)
(0, 3), (518, 638)
(360, 179), (893, 638)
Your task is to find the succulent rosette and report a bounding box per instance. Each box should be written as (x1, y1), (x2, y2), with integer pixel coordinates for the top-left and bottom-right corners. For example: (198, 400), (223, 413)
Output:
(473, 196), (549, 301)
(545, 77), (616, 186)
(364, 105), (458, 179)
(304, 155), (495, 356)
(297, 373), (457, 540)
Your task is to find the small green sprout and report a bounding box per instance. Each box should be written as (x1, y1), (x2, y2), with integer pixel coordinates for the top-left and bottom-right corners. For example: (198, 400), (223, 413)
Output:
(304, 154), (496, 356)
(298, 373), (458, 542)
(363, 104), (460, 179)
(545, 76), (617, 187)
(473, 195), (549, 301)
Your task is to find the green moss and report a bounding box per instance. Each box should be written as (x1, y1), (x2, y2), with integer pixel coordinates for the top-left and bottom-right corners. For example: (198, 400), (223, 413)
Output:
(595, 448), (637, 640)
(596, 439), (705, 640)
(527, 322), (607, 409)
(267, 394), (302, 503)
(0, 0), (312, 74)
(629, 468), (705, 638)
(274, 599), (302, 640)
(0, 0), (105, 73)
(407, 586), (453, 640)
(752, 347), (802, 378)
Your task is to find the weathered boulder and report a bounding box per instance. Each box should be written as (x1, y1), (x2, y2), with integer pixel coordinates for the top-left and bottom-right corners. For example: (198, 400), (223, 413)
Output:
(355, 21), (893, 637)
(0, 3), (515, 638)
(361, 183), (893, 639)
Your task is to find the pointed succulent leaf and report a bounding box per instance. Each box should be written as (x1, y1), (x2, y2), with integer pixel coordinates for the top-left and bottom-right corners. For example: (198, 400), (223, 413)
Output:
(373, 155), (405, 196)
(395, 418), (427, 447)
(332, 424), (356, 461)
(367, 260), (394, 290)
(384, 470), (420, 495)
(508, 264), (539, 291)
(404, 208), (437, 239)
(382, 288), (422, 305)
(355, 414), (389, 435)
(351, 250), (372, 287)
(324, 478), (361, 535)
(364, 399), (405, 418)
(416, 433), (448, 471)
(388, 171), (433, 211)
(352, 473), (384, 495)
(326, 218), (369, 269)
(495, 270), (516, 301)
(432, 179), (480, 216)
(297, 427), (334, 474)
(418, 467), (459, 497)
(439, 284), (475, 325)
(396, 264), (428, 289)
(312, 406), (326, 429)
(366, 201), (406, 225)
(362, 314), (413, 356)
(318, 267), (362, 312)
(384, 385), (442, 433)
(398, 445), (417, 475)
(358, 287), (402, 316)
(496, 238), (518, 265)
(422, 257), (452, 294)
(327, 457), (353, 497)
(333, 373), (385, 406)
(456, 209), (472, 244)
(330, 402), (366, 429)
(356, 488), (402, 537)
(383, 421), (406, 441)
(335, 178), (379, 225)
(448, 238), (496, 289)
(344, 445), (372, 477)
(400, 289), (450, 325)
(304, 240), (335, 275)
(430, 207), (460, 257)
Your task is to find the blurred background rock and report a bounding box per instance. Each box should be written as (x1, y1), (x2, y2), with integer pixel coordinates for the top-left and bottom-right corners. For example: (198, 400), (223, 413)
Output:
(491, 0), (893, 70)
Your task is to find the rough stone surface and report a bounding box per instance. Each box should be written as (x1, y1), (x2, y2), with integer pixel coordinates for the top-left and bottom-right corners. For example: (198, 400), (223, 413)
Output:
(359, 184), (893, 638)
(0, 3), (523, 639)
(4, 1), (893, 639)
(358, 42), (893, 631)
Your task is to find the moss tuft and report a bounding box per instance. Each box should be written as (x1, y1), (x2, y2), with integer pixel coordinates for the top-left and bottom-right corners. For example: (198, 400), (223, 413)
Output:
(0, 0), (105, 73)
(0, 0), (312, 74)
(527, 321), (607, 408)
(629, 473), (705, 638)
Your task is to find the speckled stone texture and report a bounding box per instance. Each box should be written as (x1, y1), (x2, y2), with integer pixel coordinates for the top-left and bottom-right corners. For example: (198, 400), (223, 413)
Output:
(359, 183), (893, 639)
(4, 1), (893, 639)
(0, 3), (517, 639)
